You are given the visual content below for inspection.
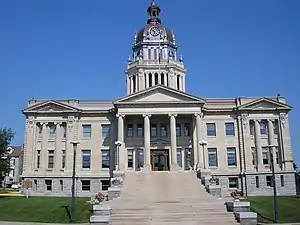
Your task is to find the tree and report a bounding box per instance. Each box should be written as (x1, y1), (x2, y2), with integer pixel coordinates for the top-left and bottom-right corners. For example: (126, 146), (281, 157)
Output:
(0, 128), (15, 185)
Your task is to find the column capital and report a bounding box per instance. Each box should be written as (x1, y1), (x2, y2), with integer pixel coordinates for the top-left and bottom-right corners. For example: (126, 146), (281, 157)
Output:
(168, 113), (178, 117)
(193, 113), (203, 118)
(254, 119), (261, 123)
(116, 114), (125, 118)
(142, 114), (151, 118)
(267, 119), (275, 123)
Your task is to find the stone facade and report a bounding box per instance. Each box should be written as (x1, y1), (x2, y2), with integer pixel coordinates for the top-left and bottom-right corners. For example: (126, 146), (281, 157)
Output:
(20, 2), (296, 197)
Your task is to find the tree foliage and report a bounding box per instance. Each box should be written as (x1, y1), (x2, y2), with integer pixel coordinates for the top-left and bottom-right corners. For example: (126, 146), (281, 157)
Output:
(0, 128), (15, 183)
(294, 163), (300, 195)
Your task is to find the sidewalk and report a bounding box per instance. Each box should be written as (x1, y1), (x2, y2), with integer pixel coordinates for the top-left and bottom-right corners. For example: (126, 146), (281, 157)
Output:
(0, 222), (89, 225)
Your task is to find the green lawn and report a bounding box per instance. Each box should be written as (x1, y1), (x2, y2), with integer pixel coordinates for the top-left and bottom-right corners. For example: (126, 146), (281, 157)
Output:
(0, 196), (91, 223)
(0, 188), (16, 194)
(244, 196), (300, 223)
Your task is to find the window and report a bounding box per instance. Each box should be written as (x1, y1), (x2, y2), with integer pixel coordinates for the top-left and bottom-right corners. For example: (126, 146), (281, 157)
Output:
(280, 175), (284, 187)
(137, 149), (144, 169)
(49, 123), (56, 138)
(251, 147), (256, 165)
(184, 148), (192, 170)
(177, 148), (182, 167)
(101, 180), (110, 191)
(45, 180), (52, 191)
(60, 180), (63, 191)
(82, 150), (91, 169)
(228, 177), (239, 188)
(137, 124), (143, 137)
(249, 121), (254, 136)
(266, 176), (273, 187)
(208, 148), (218, 167)
(127, 124), (133, 137)
(260, 120), (267, 135)
(36, 150), (41, 168)
(48, 150), (54, 169)
(102, 124), (111, 138)
(101, 150), (110, 169)
(38, 124), (42, 138)
(62, 124), (67, 138)
(61, 150), (66, 169)
(225, 122), (235, 136)
(227, 147), (237, 166)
(273, 120), (278, 135)
(262, 147), (269, 165)
(81, 180), (90, 191)
(82, 125), (91, 138)
(206, 123), (216, 136)
(275, 146), (279, 164)
(255, 176), (260, 188)
(161, 124), (167, 137)
(127, 149), (133, 168)
(151, 124), (157, 137)
(184, 123), (190, 136)
(34, 180), (37, 191)
(176, 123), (181, 137)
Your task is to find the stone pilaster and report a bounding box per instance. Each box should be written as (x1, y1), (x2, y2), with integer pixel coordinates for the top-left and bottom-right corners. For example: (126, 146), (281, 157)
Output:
(194, 113), (203, 169)
(267, 119), (277, 169)
(138, 69), (145, 91)
(55, 122), (61, 172)
(66, 116), (75, 173)
(117, 114), (125, 171)
(241, 114), (254, 172)
(192, 116), (198, 168)
(169, 114), (179, 170)
(279, 113), (293, 170)
(24, 116), (35, 174)
(41, 122), (48, 171)
(143, 114), (151, 170)
(254, 120), (264, 170)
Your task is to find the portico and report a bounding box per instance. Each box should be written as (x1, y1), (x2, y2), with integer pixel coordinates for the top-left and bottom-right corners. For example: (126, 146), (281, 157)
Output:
(113, 85), (205, 172)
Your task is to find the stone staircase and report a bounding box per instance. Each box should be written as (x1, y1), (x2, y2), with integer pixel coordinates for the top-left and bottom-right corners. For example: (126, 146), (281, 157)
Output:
(109, 171), (237, 225)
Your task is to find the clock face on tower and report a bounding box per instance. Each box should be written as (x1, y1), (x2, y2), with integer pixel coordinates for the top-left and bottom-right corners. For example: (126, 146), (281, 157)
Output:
(149, 26), (161, 37)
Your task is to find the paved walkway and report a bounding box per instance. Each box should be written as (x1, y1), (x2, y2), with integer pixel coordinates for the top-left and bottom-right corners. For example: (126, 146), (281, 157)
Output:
(0, 222), (89, 225)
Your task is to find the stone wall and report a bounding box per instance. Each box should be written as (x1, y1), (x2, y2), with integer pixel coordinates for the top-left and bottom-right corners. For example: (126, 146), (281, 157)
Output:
(211, 172), (296, 197)
(22, 177), (110, 197)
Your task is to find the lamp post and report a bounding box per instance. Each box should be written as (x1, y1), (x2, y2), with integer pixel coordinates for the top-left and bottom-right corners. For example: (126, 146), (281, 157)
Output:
(115, 140), (122, 171)
(199, 140), (208, 169)
(267, 144), (278, 223)
(70, 141), (80, 224)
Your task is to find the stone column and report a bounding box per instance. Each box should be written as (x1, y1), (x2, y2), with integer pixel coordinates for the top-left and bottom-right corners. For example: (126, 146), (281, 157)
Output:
(55, 122), (61, 172)
(138, 69), (145, 91)
(254, 120), (264, 169)
(152, 73), (155, 86)
(158, 72), (161, 84)
(194, 113), (203, 169)
(130, 77), (134, 94)
(126, 77), (130, 95)
(268, 119), (279, 170)
(143, 114), (151, 170)
(41, 123), (48, 171)
(169, 114), (179, 170)
(182, 76), (186, 92)
(117, 114), (125, 171)
(192, 117), (198, 168)
(146, 73), (149, 88)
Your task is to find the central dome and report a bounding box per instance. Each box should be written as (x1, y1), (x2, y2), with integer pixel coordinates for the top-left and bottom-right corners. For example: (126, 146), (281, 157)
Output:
(135, 1), (174, 44)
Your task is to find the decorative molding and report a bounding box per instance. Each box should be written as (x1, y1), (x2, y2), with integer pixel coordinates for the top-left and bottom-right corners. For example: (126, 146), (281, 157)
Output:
(279, 113), (287, 125)
(193, 112), (203, 118)
(138, 68), (144, 74)
(27, 116), (35, 128)
(241, 114), (249, 129)
(142, 114), (151, 118)
(168, 113), (178, 117)
(67, 116), (75, 130)
(116, 114), (125, 118)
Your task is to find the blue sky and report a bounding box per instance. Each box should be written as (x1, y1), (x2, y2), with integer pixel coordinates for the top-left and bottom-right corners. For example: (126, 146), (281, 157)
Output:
(0, 0), (299, 164)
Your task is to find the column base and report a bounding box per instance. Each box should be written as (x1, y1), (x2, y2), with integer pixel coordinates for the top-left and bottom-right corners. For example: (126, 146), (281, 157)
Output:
(170, 163), (181, 171)
(142, 164), (152, 172)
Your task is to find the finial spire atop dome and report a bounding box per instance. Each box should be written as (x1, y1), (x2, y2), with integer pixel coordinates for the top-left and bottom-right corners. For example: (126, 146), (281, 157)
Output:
(147, 0), (161, 24)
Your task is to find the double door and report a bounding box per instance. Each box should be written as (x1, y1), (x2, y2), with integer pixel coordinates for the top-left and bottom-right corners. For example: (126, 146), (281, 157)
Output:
(150, 149), (170, 171)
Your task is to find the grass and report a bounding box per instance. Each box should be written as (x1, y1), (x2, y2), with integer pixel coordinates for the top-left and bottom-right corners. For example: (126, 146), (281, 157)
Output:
(0, 188), (16, 194)
(0, 196), (91, 223)
(244, 196), (300, 223)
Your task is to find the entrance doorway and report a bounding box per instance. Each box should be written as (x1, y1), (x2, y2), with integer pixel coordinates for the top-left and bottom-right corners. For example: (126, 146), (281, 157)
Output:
(150, 149), (170, 171)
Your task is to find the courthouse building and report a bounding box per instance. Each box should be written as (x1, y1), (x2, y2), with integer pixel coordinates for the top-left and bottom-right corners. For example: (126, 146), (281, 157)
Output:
(21, 2), (296, 196)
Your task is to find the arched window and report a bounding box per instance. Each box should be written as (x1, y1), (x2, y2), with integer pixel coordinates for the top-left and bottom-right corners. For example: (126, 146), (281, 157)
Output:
(149, 73), (152, 87)
(160, 73), (165, 85)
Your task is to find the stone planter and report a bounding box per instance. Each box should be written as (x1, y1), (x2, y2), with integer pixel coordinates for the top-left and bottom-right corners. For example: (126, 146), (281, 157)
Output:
(225, 201), (250, 213)
(90, 204), (111, 224)
(235, 212), (257, 225)
(107, 186), (121, 201)
(208, 184), (221, 197)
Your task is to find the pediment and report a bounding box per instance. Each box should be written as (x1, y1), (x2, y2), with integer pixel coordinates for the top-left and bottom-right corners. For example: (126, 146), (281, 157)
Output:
(22, 100), (80, 113)
(114, 85), (205, 104)
(239, 98), (292, 111)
